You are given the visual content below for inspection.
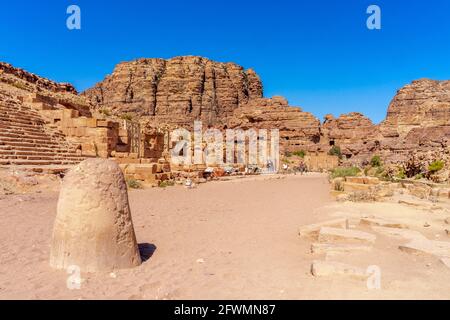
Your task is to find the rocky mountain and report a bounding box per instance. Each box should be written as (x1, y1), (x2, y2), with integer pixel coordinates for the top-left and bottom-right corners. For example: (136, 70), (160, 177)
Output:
(83, 56), (263, 127)
(4, 57), (450, 169)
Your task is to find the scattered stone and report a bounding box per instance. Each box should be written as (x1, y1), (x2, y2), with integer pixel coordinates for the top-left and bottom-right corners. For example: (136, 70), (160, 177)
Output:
(318, 227), (376, 244)
(311, 243), (372, 254)
(399, 239), (450, 258)
(196, 258), (205, 264)
(406, 185), (431, 200)
(311, 260), (367, 279)
(343, 183), (371, 192)
(424, 222), (431, 228)
(336, 194), (350, 202)
(371, 226), (426, 240)
(441, 257), (450, 269)
(50, 159), (142, 272)
(360, 217), (408, 229)
(298, 218), (348, 238)
(445, 218), (450, 225)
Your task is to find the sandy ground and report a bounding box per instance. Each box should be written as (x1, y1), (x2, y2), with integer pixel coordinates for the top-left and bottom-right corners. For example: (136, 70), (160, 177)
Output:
(0, 173), (449, 299)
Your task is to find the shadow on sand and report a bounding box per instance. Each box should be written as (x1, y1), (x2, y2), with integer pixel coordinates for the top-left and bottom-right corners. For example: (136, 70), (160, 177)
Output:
(138, 243), (157, 262)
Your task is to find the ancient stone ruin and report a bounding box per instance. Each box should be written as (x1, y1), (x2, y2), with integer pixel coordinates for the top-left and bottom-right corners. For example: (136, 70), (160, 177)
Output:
(2, 56), (450, 182)
(50, 158), (141, 272)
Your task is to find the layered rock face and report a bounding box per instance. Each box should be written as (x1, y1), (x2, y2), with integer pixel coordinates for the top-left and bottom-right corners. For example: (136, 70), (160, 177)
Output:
(383, 79), (450, 133)
(5, 57), (450, 170)
(378, 79), (450, 163)
(83, 56), (263, 127)
(321, 113), (380, 163)
(228, 96), (322, 153)
(0, 62), (76, 94)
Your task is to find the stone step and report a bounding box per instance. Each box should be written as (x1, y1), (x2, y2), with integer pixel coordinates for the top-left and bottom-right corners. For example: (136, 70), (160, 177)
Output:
(0, 117), (44, 126)
(0, 137), (58, 146)
(311, 243), (373, 254)
(9, 160), (57, 165)
(318, 227), (377, 244)
(311, 260), (368, 279)
(371, 226), (426, 240)
(360, 217), (408, 229)
(0, 111), (43, 121)
(13, 145), (77, 153)
(1, 130), (50, 139)
(399, 239), (450, 258)
(298, 218), (349, 238)
(0, 122), (47, 133)
(0, 150), (14, 155)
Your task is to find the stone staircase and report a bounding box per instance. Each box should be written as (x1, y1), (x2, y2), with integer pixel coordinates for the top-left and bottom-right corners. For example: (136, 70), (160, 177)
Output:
(0, 92), (86, 167)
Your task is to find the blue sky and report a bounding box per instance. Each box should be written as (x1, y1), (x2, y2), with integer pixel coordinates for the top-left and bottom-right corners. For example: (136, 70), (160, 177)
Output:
(1, 0), (450, 123)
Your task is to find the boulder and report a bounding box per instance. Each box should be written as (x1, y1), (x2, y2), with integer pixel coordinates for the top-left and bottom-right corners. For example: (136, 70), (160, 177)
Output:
(50, 159), (142, 272)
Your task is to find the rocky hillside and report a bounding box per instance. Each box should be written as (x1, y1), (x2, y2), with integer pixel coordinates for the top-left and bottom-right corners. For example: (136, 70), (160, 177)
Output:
(82, 56), (263, 127)
(4, 57), (450, 169)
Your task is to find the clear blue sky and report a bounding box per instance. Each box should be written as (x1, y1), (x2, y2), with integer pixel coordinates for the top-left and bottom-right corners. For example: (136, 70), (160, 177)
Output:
(1, 0), (450, 124)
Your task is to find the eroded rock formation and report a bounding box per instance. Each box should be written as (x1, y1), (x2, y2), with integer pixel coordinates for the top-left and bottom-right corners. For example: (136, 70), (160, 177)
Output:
(378, 79), (450, 163)
(83, 56), (263, 127)
(321, 113), (380, 163)
(229, 96), (322, 153)
(4, 57), (450, 172)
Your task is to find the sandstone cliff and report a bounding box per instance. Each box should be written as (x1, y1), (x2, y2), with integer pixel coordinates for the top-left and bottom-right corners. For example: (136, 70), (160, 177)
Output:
(229, 96), (322, 153)
(4, 58), (450, 170)
(83, 56), (263, 127)
(321, 112), (380, 163)
(378, 79), (450, 163)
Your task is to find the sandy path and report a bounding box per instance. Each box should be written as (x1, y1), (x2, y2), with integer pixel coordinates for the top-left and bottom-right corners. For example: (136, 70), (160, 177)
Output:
(0, 173), (449, 299)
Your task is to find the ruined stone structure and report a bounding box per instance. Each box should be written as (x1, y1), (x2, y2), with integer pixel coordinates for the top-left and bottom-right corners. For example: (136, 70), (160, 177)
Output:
(0, 62), (171, 184)
(50, 159), (141, 272)
(3, 57), (450, 177)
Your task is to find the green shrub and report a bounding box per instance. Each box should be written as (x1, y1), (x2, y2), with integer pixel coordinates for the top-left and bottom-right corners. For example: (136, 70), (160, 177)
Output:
(428, 160), (444, 173)
(333, 179), (344, 191)
(414, 173), (424, 180)
(120, 113), (134, 121)
(328, 145), (342, 159)
(370, 155), (382, 167)
(375, 166), (384, 176)
(331, 166), (361, 179)
(159, 180), (175, 188)
(126, 178), (142, 189)
(292, 150), (306, 158)
(396, 167), (406, 179)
